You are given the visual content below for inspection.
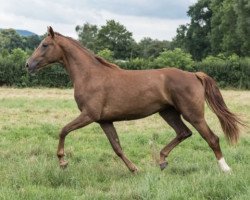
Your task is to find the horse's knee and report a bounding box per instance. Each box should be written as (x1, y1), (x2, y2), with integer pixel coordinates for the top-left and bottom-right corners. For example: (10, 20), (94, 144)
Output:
(177, 130), (192, 141)
(183, 130), (192, 138)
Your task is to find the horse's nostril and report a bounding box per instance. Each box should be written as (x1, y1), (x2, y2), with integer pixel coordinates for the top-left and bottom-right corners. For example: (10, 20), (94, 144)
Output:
(25, 62), (29, 68)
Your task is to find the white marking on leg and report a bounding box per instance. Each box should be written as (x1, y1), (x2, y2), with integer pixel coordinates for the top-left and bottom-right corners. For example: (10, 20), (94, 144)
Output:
(218, 157), (231, 172)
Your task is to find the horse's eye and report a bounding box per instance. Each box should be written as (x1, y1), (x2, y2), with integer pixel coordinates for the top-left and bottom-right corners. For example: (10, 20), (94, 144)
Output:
(42, 43), (48, 48)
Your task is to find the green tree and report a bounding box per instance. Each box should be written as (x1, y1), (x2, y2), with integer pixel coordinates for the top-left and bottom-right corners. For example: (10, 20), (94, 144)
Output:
(24, 35), (42, 50)
(76, 23), (99, 52)
(205, 0), (249, 57)
(0, 29), (41, 53)
(97, 48), (114, 61)
(97, 20), (136, 59)
(172, 0), (212, 60)
(137, 37), (171, 59)
(10, 48), (28, 63)
(186, 0), (212, 60)
(235, 0), (250, 56)
(0, 49), (9, 58)
(220, 0), (242, 56)
(171, 25), (188, 51)
(210, 0), (224, 55)
(0, 29), (25, 52)
(0, 48), (28, 86)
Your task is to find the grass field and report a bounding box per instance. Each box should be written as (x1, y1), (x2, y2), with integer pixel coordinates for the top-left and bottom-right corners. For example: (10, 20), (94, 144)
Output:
(0, 88), (249, 200)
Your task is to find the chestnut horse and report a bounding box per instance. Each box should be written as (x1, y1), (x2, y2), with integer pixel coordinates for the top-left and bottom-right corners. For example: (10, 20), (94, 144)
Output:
(26, 27), (242, 173)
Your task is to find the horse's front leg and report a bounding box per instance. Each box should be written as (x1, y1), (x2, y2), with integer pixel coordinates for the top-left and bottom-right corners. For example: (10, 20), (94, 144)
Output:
(100, 122), (138, 172)
(57, 112), (93, 168)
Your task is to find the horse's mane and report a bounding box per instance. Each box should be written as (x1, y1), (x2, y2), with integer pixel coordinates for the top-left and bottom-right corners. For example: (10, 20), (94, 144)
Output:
(54, 32), (120, 69)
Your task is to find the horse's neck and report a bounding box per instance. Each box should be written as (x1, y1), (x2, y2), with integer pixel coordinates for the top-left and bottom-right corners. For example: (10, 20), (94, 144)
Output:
(60, 40), (99, 84)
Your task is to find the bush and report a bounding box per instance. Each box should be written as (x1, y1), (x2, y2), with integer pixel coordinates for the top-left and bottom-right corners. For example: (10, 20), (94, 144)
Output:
(31, 65), (72, 88)
(116, 58), (153, 70)
(195, 55), (250, 89)
(97, 48), (114, 62)
(0, 48), (28, 86)
(154, 48), (195, 71)
(0, 48), (249, 89)
(0, 48), (71, 88)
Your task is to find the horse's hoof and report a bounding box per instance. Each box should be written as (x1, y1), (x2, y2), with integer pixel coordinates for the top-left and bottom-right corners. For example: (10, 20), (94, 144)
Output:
(222, 167), (232, 174)
(59, 160), (68, 169)
(159, 161), (168, 170)
(130, 166), (139, 173)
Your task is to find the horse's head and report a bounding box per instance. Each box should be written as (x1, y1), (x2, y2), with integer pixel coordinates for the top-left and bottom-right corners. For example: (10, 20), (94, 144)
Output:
(26, 26), (63, 73)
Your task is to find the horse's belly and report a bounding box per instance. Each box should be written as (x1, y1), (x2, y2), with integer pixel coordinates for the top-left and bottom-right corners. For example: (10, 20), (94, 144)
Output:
(100, 98), (168, 121)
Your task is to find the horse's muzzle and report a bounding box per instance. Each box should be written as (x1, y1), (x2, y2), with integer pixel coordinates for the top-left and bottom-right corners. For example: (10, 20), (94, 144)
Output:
(25, 59), (38, 74)
(25, 62), (29, 69)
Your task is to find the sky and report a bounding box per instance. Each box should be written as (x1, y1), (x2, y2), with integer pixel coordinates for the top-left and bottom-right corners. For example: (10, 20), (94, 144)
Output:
(0, 0), (197, 41)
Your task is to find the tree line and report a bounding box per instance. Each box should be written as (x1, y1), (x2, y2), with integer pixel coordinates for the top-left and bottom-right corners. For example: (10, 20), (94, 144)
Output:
(0, 0), (249, 89)
(172, 0), (250, 60)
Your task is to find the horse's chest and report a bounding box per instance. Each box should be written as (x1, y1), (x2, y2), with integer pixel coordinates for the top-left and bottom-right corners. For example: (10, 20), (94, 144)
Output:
(74, 89), (93, 110)
(74, 93), (85, 111)
(74, 91), (102, 116)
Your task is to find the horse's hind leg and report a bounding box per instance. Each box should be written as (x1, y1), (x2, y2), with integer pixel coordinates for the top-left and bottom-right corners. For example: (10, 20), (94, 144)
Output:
(159, 107), (192, 170)
(187, 118), (231, 172)
(100, 122), (138, 172)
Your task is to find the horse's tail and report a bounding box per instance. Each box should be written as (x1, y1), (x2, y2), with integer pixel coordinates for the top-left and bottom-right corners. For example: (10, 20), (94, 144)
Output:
(195, 72), (243, 145)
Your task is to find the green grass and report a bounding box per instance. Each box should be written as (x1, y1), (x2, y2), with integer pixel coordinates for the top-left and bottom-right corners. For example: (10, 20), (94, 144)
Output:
(0, 88), (249, 200)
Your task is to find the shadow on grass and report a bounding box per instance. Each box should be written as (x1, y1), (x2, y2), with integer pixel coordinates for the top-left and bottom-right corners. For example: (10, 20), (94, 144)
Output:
(42, 159), (133, 190)
(169, 165), (199, 175)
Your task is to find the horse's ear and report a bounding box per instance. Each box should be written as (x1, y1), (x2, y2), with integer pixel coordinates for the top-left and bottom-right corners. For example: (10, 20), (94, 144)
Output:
(47, 26), (55, 38)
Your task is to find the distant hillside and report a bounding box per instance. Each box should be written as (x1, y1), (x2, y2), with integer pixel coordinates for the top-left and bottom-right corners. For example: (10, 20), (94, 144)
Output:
(0, 28), (37, 37)
(16, 29), (37, 36)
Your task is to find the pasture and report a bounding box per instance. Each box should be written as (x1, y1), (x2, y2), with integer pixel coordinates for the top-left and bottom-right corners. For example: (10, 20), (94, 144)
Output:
(0, 88), (249, 200)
